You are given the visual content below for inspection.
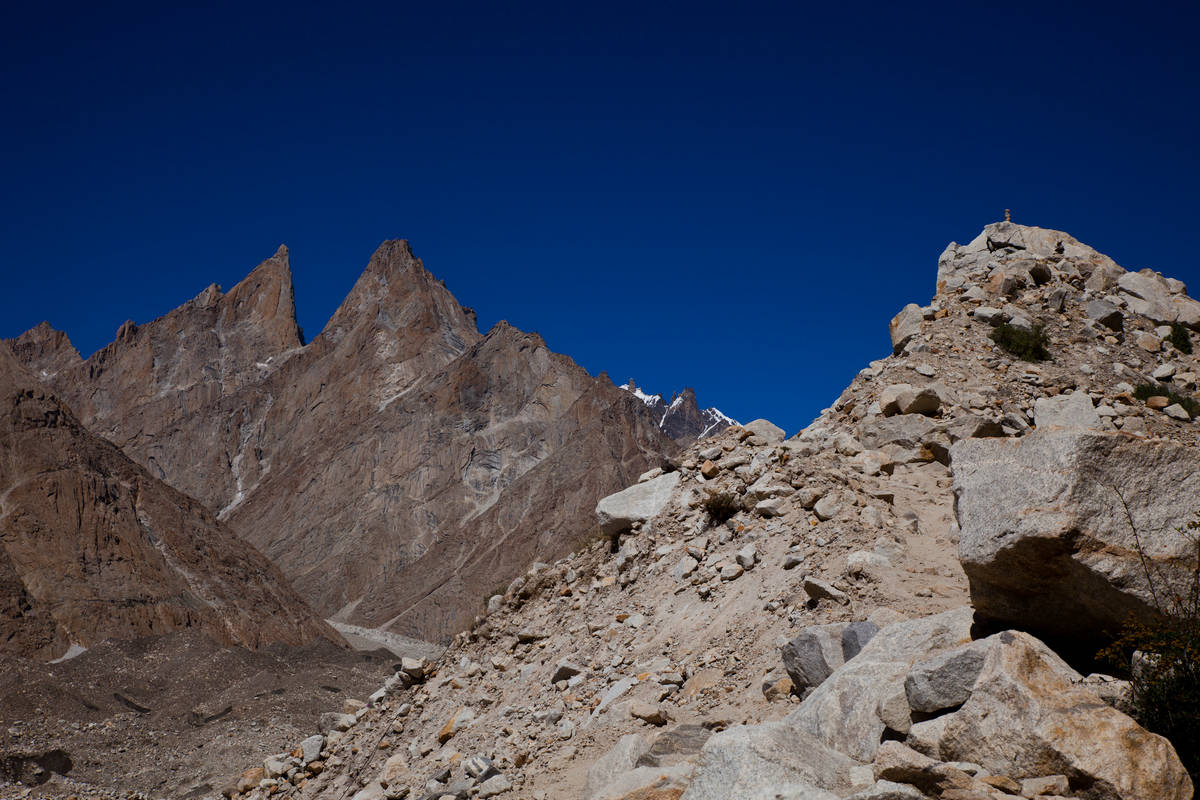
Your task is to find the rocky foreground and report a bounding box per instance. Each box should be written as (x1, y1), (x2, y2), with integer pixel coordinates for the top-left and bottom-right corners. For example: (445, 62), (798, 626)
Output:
(5, 221), (1198, 799)
(202, 222), (1197, 800)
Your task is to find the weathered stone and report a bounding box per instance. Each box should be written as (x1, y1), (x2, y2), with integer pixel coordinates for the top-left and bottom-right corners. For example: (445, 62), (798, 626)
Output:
(802, 576), (848, 605)
(595, 472), (682, 536)
(755, 497), (786, 517)
(735, 544), (757, 569)
(680, 722), (853, 800)
(858, 414), (938, 450)
(476, 774), (512, 797)
(841, 621), (880, 660)
(700, 460), (719, 479)
(782, 623), (849, 691)
(299, 734), (324, 764)
(953, 430), (1200, 644)
(1032, 392), (1099, 431)
(845, 780), (926, 799)
(930, 630), (1192, 800)
(630, 701), (670, 726)
(551, 660), (585, 683)
(1085, 299), (1124, 331)
(1164, 403), (1191, 420)
(672, 555), (699, 581)
(784, 608), (974, 763)
(1020, 775), (1069, 796)
(584, 734), (649, 799)
(742, 418), (786, 443)
(890, 304), (924, 355)
(437, 707), (475, 744)
(973, 306), (1005, 326)
(813, 493), (843, 521)
(904, 640), (989, 713)
(1119, 269), (1178, 322)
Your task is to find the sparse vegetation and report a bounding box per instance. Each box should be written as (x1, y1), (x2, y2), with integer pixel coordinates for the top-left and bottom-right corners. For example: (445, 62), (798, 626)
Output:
(1101, 512), (1200, 780)
(1133, 383), (1200, 417)
(989, 322), (1050, 361)
(702, 491), (741, 524)
(1170, 322), (1193, 354)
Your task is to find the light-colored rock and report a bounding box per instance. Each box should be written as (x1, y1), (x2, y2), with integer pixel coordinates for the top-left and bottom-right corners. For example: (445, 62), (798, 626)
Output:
(299, 734), (324, 764)
(476, 774), (512, 797)
(595, 472), (682, 535)
(813, 493), (843, 521)
(1032, 392), (1099, 430)
(1084, 299), (1123, 330)
(845, 780), (926, 799)
(784, 608), (974, 762)
(584, 734), (649, 799)
(630, 701), (670, 726)
(802, 576), (848, 605)
(1119, 269), (1178, 322)
(953, 430), (1200, 641)
(742, 418), (786, 443)
(672, 555), (699, 581)
(736, 544), (758, 569)
(1164, 402), (1191, 420)
(680, 722), (852, 800)
(890, 304), (924, 355)
(755, 497), (787, 517)
(929, 630), (1193, 800)
(974, 306), (1005, 325)
(437, 707), (475, 744)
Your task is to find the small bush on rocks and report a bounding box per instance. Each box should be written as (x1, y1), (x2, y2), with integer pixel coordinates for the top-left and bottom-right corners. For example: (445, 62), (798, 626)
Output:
(1133, 384), (1200, 417)
(1170, 322), (1194, 355)
(702, 492), (741, 525)
(1102, 512), (1200, 780)
(989, 322), (1050, 361)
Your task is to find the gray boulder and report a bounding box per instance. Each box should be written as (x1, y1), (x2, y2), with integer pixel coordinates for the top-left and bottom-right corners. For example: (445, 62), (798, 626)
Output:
(784, 608), (974, 762)
(679, 722), (852, 800)
(889, 304), (924, 355)
(1119, 269), (1178, 322)
(1085, 299), (1124, 330)
(595, 471), (681, 535)
(781, 623), (848, 691)
(903, 640), (989, 713)
(1032, 392), (1100, 430)
(952, 429), (1200, 644)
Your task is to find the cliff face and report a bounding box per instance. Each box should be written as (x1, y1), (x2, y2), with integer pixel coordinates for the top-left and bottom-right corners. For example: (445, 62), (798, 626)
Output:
(0, 343), (339, 661)
(11, 240), (677, 642)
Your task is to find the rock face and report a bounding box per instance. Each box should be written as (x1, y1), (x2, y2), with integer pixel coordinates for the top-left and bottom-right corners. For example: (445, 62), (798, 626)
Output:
(11, 241), (676, 642)
(621, 382), (736, 442)
(0, 342), (338, 660)
(953, 429), (1200, 644)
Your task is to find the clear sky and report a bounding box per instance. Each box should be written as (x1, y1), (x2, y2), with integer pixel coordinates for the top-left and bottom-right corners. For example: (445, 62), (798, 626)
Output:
(3, 1), (1198, 434)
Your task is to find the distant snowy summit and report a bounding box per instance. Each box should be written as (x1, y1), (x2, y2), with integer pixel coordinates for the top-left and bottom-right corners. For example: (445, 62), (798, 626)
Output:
(620, 380), (736, 442)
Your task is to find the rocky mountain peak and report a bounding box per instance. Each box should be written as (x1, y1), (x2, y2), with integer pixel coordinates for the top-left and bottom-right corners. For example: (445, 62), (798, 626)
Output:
(620, 380), (736, 442)
(7, 320), (81, 379)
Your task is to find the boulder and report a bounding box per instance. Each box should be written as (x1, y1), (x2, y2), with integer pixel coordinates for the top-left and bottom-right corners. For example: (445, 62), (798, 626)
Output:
(781, 622), (849, 691)
(1085, 299), (1124, 331)
(742, 419), (786, 444)
(903, 640), (989, 713)
(584, 734), (649, 799)
(595, 472), (681, 535)
(784, 608), (974, 762)
(858, 415), (939, 450)
(890, 304), (924, 355)
(1118, 270), (1178, 322)
(1032, 392), (1100, 430)
(679, 722), (853, 800)
(952, 430), (1200, 644)
(921, 630), (1192, 800)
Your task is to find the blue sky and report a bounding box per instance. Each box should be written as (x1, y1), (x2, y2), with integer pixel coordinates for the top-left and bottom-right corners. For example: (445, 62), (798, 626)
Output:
(3, 1), (1198, 434)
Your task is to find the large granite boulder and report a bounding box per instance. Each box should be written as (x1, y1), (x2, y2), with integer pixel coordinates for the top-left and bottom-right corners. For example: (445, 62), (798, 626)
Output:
(889, 304), (924, 355)
(910, 630), (1192, 800)
(595, 471), (681, 535)
(952, 429), (1200, 644)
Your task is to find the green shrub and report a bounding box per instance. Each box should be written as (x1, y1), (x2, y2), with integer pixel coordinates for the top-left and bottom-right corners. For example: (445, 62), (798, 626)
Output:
(702, 491), (741, 524)
(1171, 322), (1194, 355)
(1133, 384), (1200, 417)
(1101, 513), (1200, 780)
(989, 322), (1050, 362)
